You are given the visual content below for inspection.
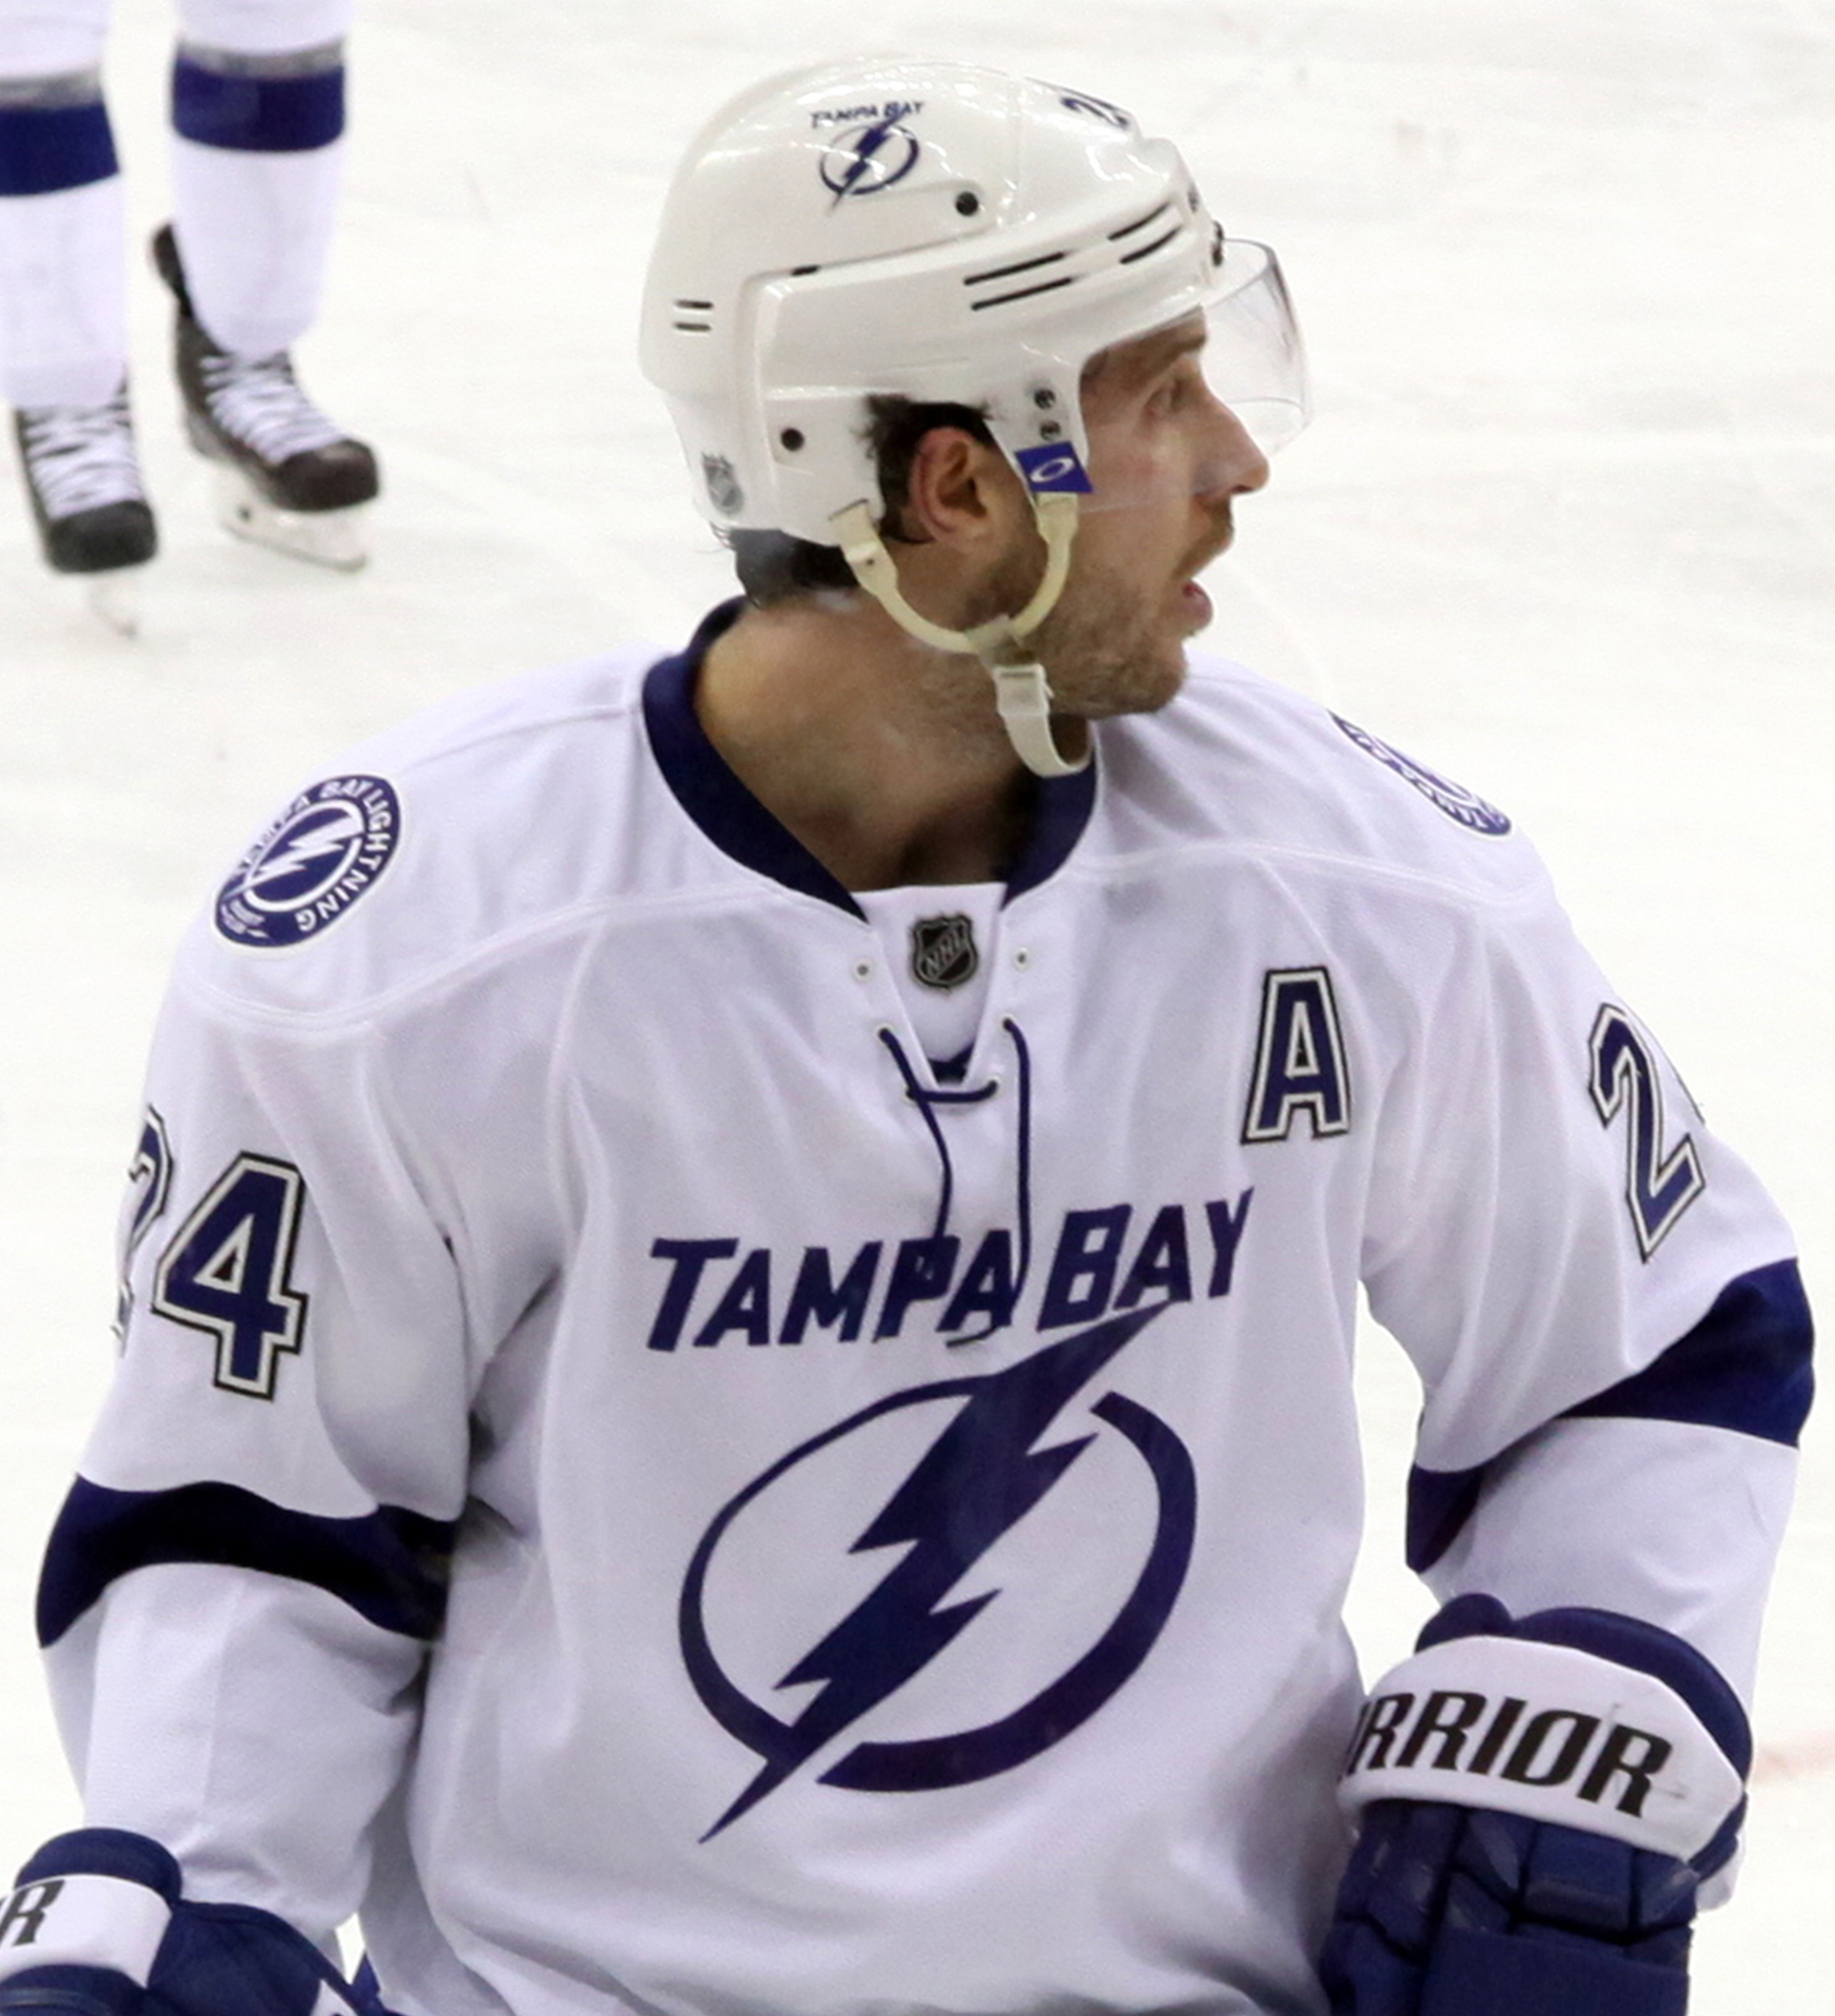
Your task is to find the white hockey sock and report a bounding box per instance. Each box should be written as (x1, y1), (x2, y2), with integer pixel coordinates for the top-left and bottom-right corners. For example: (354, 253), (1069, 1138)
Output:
(168, 36), (347, 360)
(0, 66), (128, 408)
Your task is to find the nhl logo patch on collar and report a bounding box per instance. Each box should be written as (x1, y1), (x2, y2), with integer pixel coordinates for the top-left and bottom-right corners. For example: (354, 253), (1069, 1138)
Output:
(910, 913), (978, 992)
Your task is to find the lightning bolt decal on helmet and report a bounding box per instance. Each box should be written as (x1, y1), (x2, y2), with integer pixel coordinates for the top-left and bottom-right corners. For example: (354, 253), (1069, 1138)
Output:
(639, 59), (1309, 775)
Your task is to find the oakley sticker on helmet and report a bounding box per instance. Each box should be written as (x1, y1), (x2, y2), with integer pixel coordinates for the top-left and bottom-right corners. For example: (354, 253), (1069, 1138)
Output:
(820, 114), (921, 204)
(1333, 716), (1512, 836)
(215, 775), (403, 947)
(1015, 443), (1093, 495)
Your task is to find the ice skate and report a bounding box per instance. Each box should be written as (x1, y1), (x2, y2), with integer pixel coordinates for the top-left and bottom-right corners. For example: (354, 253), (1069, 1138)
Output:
(12, 385), (157, 632)
(152, 222), (378, 570)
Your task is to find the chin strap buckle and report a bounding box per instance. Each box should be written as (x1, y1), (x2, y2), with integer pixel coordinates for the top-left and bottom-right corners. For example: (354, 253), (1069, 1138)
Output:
(988, 658), (1087, 778)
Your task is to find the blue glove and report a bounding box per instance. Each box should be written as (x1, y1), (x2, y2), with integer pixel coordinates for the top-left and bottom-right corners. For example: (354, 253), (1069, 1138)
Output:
(0, 1832), (378, 2016)
(1321, 1798), (1698, 2016)
(1321, 1598), (1751, 2016)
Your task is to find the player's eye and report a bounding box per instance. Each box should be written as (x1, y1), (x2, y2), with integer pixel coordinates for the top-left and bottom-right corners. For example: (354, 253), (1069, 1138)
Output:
(1147, 362), (1206, 416)
(1147, 376), (1185, 414)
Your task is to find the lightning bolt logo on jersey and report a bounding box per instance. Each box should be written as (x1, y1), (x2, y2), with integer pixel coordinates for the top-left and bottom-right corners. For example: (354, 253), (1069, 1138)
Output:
(680, 1303), (1194, 1837)
(215, 775), (401, 947)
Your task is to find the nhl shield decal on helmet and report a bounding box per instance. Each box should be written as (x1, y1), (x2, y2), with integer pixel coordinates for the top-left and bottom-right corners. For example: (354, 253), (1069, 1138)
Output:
(216, 775), (402, 947)
(701, 454), (745, 516)
(1331, 717), (1511, 836)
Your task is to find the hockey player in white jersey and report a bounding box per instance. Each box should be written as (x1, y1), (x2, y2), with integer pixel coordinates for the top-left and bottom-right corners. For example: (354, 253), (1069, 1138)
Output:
(0, 56), (1813, 2016)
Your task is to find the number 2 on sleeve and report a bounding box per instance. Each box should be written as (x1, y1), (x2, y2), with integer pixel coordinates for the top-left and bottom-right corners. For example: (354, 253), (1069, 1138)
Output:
(1588, 1006), (1705, 1259)
(114, 1107), (174, 1341)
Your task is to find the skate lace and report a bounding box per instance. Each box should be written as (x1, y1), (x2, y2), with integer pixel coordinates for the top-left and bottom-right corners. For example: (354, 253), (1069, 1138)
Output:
(17, 391), (146, 516)
(200, 350), (344, 462)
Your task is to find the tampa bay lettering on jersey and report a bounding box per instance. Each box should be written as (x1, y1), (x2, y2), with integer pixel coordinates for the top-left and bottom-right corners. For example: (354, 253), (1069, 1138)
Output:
(644, 1191), (1255, 1351)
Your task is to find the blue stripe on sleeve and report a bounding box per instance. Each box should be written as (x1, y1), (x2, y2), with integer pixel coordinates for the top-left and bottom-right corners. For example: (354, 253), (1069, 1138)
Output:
(0, 100), (118, 196)
(36, 1477), (455, 1648)
(1565, 1256), (1813, 1444)
(170, 57), (345, 154)
(1404, 1461), (1488, 1576)
(1405, 1258), (1814, 1573)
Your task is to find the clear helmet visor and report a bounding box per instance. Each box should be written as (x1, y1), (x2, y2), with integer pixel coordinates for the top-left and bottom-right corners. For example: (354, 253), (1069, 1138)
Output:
(1026, 239), (1309, 519)
(1198, 238), (1309, 455)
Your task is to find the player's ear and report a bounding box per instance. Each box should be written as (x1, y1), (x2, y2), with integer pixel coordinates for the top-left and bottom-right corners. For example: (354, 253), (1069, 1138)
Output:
(901, 429), (1028, 552)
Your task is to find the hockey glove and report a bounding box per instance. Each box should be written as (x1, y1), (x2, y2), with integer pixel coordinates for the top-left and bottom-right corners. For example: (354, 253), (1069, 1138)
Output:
(0, 1831), (375, 2016)
(1319, 1595), (1751, 2016)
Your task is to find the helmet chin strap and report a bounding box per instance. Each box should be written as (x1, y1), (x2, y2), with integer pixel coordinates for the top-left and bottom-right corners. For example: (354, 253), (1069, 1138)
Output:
(829, 492), (1090, 779)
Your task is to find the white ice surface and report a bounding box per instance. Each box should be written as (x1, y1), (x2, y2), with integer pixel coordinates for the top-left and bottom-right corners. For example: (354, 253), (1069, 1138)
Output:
(2, 0), (1831, 2005)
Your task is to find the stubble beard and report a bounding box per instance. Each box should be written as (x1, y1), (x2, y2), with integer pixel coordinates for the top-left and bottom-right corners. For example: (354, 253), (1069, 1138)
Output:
(1025, 544), (1200, 722)
(919, 503), (1228, 745)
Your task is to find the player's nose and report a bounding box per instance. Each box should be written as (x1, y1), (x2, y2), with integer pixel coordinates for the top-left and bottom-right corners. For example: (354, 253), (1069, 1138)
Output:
(1196, 396), (1270, 502)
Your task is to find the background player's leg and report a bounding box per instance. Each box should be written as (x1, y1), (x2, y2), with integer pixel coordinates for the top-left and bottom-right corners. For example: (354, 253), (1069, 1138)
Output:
(0, 0), (157, 585)
(162, 0), (377, 567)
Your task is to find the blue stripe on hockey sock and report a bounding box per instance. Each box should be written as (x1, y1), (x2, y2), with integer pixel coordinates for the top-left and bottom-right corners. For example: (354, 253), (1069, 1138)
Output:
(0, 100), (118, 196)
(170, 55), (345, 154)
(35, 1476), (454, 1647)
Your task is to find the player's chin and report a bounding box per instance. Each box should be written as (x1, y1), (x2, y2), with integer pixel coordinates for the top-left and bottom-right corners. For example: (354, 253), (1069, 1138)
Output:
(1083, 642), (1191, 720)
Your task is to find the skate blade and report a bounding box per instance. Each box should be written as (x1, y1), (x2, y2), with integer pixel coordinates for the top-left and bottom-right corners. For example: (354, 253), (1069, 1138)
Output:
(211, 467), (369, 571)
(82, 567), (149, 636)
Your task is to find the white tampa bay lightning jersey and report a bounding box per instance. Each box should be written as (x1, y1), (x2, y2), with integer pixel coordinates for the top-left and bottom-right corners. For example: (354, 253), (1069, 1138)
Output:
(41, 604), (1811, 2016)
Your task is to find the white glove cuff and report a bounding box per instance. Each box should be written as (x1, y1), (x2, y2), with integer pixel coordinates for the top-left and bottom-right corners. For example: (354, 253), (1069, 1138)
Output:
(0, 1872), (173, 1987)
(1338, 1633), (1744, 1862)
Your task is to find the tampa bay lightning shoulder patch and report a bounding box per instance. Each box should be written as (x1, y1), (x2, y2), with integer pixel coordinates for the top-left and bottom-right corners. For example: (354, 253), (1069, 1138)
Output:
(1331, 716), (1510, 836)
(215, 775), (402, 947)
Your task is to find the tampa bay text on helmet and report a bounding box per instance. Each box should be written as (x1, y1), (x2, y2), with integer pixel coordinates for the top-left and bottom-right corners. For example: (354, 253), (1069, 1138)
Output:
(639, 59), (1311, 779)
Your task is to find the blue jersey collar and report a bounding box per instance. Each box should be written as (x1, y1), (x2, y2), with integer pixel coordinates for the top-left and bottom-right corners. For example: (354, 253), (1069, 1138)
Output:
(642, 602), (1096, 913)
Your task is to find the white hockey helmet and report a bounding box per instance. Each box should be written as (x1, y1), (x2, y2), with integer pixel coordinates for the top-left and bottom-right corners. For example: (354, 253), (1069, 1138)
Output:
(640, 59), (1308, 776)
(641, 57), (1305, 544)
